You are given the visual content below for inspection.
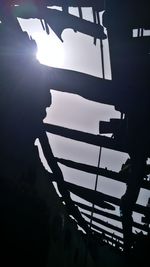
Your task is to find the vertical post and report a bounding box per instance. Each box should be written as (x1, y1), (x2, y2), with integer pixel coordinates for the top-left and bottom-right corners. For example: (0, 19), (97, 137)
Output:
(83, 146), (102, 267)
(92, 8), (97, 45)
(89, 146), (102, 229)
(78, 6), (83, 19)
(96, 11), (105, 79)
(137, 28), (141, 37)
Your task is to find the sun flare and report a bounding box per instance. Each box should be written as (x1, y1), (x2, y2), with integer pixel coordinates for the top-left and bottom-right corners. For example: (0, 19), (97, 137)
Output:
(32, 32), (64, 68)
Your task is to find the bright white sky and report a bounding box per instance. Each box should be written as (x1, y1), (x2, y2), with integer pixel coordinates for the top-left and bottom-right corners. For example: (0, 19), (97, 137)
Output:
(19, 7), (149, 239)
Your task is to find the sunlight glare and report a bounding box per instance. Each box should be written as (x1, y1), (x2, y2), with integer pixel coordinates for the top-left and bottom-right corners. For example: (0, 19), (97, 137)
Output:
(32, 32), (64, 67)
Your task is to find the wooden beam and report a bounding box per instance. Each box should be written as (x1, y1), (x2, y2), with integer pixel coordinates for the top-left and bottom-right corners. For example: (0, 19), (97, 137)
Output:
(44, 123), (126, 153)
(89, 223), (123, 242)
(56, 157), (150, 190)
(14, 6), (106, 40)
(82, 212), (123, 234)
(65, 181), (149, 215)
(75, 201), (149, 232)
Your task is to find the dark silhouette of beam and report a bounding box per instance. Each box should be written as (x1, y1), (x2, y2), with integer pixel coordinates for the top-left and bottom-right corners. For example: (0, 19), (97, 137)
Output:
(41, 171), (148, 233)
(14, 6), (106, 40)
(56, 157), (150, 190)
(82, 212), (123, 234)
(43, 169), (150, 218)
(65, 181), (117, 209)
(75, 201), (149, 233)
(43, 66), (117, 106)
(90, 225), (124, 248)
(57, 157), (124, 180)
(42, 66), (150, 127)
(89, 223), (123, 242)
(102, 235), (123, 248)
(65, 181), (149, 215)
(39, 133), (90, 233)
(74, 200), (117, 218)
(69, 185), (115, 211)
(44, 123), (126, 153)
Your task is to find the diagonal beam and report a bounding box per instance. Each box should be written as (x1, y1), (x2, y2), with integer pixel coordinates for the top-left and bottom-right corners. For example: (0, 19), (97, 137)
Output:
(75, 201), (149, 232)
(74, 201), (117, 218)
(44, 123), (126, 153)
(82, 212), (123, 234)
(57, 157), (125, 182)
(56, 157), (150, 190)
(65, 181), (149, 215)
(89, 223), (123, 243)
(43, 66), (116, 106)
(14, 6), (106, 40)
(90, 226), (124, 249)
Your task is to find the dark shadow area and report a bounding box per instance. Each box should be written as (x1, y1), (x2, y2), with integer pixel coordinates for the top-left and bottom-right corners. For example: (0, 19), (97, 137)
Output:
(0, 176), (50, 267)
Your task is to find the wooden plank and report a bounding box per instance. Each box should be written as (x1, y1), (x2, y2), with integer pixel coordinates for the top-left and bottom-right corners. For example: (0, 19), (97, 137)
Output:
(75, 201), (149, 232)
(90, 225), (124, 248)
(66, 182), (115, 210)
(56, 157), (150, 190)
(43, 66), (117, 105)
(14, 6), (106, 39)
(89, 223), (123, 242)
(82, 212), (123, 234)
(65, 181), (149, 215)
(44, 123), (126, 153)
